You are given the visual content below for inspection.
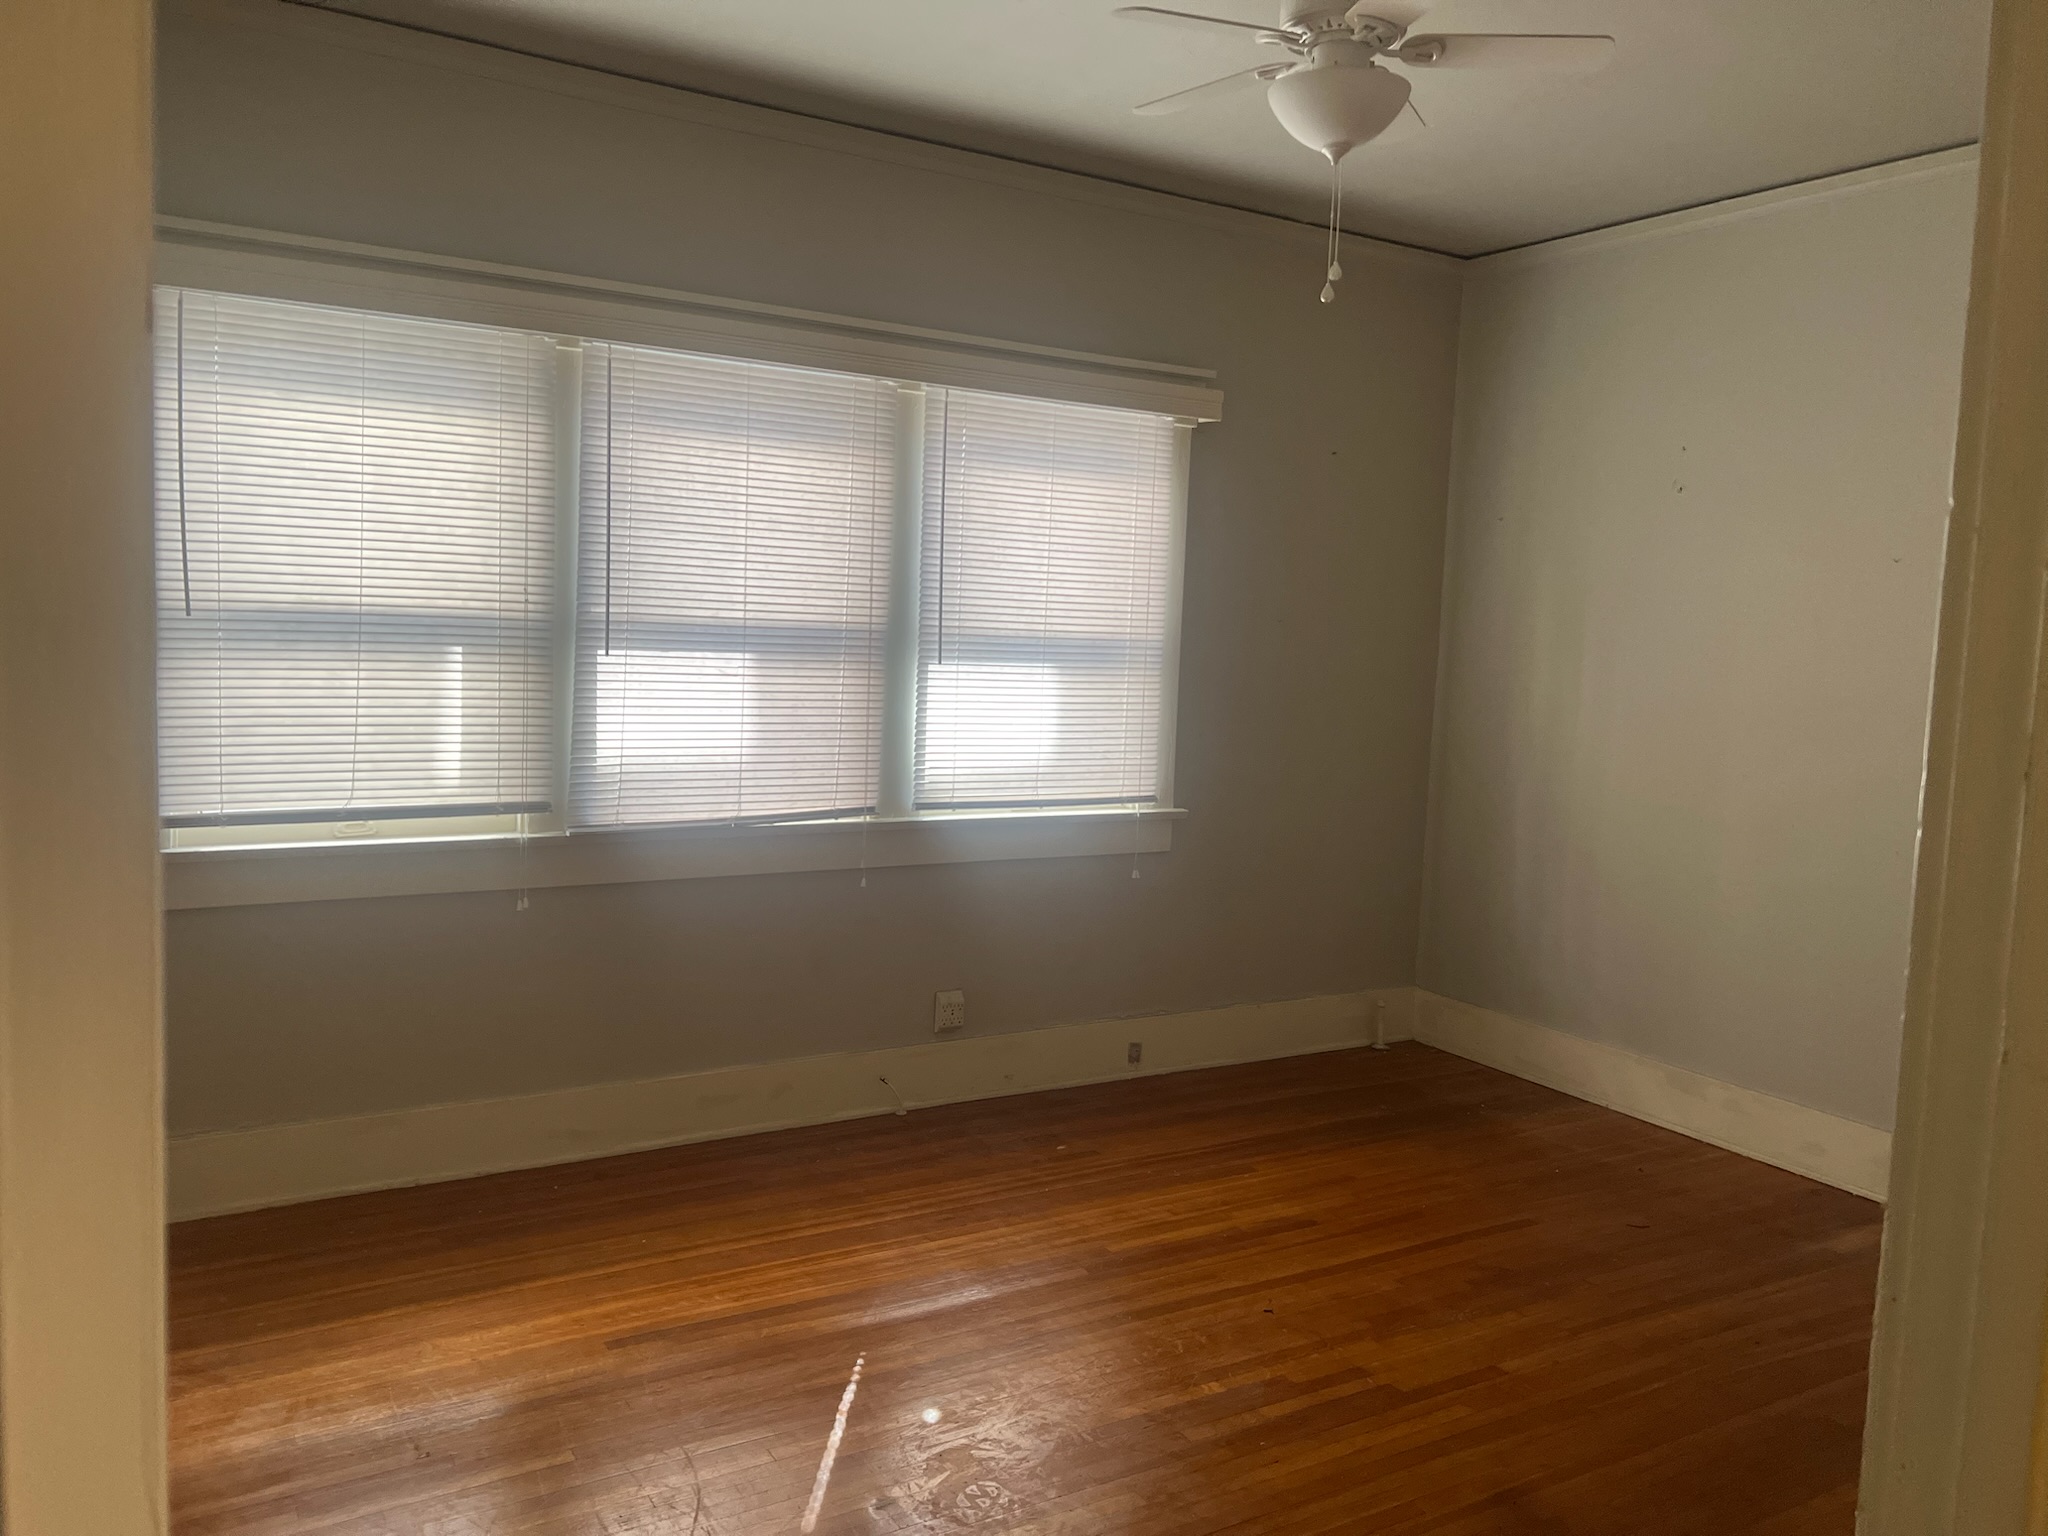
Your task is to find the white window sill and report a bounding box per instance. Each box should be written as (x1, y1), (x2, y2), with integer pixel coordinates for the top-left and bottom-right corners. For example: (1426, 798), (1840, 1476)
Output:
(161, 807), (1185, 910)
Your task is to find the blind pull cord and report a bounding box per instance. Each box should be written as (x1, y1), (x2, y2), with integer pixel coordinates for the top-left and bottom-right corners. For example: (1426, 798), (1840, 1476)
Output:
(175, 291), (193, 617)
(602, 348), (616, 656)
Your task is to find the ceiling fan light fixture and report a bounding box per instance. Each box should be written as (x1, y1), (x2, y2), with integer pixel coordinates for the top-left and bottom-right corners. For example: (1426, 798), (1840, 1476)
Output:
(1115, 3), (1616, 308)
(1265, 53), (1411, 160)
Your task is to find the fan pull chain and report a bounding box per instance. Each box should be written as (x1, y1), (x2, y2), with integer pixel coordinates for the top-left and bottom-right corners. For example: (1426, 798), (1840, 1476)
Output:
(1320, 153), (1346, 304)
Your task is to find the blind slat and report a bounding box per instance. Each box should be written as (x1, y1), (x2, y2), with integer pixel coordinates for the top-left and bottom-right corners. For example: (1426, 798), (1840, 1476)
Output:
(153, 288), (556, 826)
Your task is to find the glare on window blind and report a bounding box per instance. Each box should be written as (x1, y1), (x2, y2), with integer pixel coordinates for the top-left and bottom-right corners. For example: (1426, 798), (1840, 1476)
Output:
(153, 289), (557, 826)
(571, 344), (895, 828)
(916, 389), (1174, 809)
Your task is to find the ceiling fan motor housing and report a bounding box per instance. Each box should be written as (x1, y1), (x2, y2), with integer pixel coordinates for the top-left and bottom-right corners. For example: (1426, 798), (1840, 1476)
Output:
(1266, 42), (1413, 160)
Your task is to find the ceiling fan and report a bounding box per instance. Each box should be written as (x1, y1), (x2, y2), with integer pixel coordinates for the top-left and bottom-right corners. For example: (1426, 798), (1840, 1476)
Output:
(1116, 2), (1615, 300)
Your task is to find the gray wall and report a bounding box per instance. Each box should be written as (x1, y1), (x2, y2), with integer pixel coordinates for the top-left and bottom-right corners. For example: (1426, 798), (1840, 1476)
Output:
(1420, 157), (1978, 1129)
(156, 0), (1462, 1134)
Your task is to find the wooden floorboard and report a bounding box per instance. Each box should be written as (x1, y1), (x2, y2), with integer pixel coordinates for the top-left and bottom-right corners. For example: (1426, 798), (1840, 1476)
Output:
(168, 1043), (1882, 1535)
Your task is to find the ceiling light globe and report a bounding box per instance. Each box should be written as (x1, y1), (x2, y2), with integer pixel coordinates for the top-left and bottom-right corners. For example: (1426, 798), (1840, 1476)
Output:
(1267, 60), (1412, 161)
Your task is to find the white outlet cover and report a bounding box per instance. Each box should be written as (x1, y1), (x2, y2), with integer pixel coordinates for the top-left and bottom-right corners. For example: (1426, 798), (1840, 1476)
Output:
(934, 990), (966, 1033)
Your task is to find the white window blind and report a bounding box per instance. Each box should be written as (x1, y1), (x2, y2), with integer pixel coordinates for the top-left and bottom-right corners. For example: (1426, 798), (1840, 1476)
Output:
(571, 343), (896, 828)
(153, 289), (556, 827)
(915, 389), (1175, 809)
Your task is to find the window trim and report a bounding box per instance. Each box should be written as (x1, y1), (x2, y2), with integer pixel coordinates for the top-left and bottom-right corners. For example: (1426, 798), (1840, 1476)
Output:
(162, 806), (1185, 909)
(152, 223), (1215, 905)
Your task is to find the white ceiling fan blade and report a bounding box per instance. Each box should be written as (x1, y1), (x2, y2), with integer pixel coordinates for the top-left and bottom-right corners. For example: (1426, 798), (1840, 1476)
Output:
(1133, 64), (1285, 116)
(1395, 33), (1616, 71)
(1113, 6), (1276, 40)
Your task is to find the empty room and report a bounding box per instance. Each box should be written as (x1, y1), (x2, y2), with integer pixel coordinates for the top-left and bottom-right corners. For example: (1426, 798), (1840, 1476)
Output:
(6, 1), (2048, 1533)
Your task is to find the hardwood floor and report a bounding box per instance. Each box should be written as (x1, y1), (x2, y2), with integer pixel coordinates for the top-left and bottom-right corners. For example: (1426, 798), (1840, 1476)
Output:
(169, 1044), (1883, 1535)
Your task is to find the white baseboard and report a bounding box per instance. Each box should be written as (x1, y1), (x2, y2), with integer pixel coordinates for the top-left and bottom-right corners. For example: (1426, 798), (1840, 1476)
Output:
(168, 986), (1891, 1220)
(1413, 991), (1892, 1200)
(168, 987), (1419, 1221)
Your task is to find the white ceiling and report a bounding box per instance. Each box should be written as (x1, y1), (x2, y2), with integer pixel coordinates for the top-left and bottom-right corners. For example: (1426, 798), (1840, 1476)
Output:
(322, 0), (1993, 255)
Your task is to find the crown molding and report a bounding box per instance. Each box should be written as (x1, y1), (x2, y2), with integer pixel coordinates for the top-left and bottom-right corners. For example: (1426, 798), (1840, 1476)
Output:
(1469, 143), (1981, 274)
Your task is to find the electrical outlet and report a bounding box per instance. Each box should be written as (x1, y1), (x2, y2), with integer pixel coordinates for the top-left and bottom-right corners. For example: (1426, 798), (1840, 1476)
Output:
(1128, 1042), (1143, 1065)
(933, 990), (966, 1034)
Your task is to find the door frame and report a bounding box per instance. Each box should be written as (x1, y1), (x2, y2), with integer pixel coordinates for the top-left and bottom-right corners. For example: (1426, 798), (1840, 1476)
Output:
(1859, 0), (2048, 1528)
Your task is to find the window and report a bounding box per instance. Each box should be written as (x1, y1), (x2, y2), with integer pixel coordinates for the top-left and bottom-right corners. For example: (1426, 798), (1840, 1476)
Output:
(155, 291), (556, 833)
(572, 343), (897, 828)
(151, 259), (1206, 896)
(917, 390), (1175, 810)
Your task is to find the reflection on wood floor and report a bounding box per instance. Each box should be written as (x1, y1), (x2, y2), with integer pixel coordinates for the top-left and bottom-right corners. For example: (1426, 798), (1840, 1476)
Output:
(169, 1043), (1882, 1534)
